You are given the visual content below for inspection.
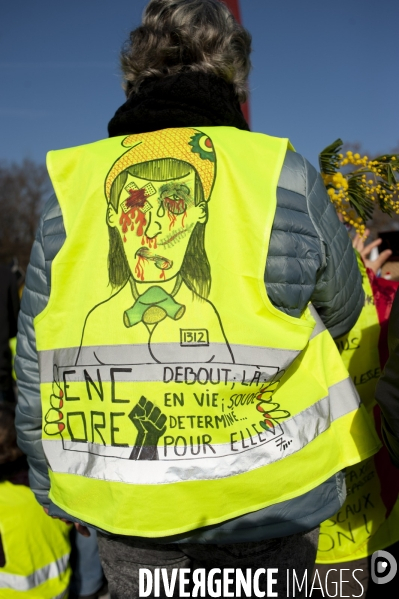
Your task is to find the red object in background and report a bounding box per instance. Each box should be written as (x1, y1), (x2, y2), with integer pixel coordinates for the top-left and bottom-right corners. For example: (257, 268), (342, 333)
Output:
(368, 267), (399, 518)
(221, 0), (250, 126)
(369, 268), (399, 368)
(222, 0), (241, 21)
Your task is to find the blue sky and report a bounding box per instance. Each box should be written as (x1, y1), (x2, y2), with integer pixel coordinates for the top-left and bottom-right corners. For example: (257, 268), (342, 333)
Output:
(0, 0), (398, 169)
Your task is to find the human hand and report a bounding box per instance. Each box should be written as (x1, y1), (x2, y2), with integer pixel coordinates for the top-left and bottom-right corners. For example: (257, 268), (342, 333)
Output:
(353, 229), (392, 274)
(73, 523), (91, 537)
(42, 507), (91, 536)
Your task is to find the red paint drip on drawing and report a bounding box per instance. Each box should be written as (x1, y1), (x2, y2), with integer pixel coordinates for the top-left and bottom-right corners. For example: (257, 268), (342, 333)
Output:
(167, 211), (177, 230)
(119, 212), (130, 234)
(141, 235), (157, 248)
(135, 255), (146, 281)
(164, 197), (185, 215)
(119, 208), (147, 237)
(134, 211), (146, 237)
(147, 236), (157, 249)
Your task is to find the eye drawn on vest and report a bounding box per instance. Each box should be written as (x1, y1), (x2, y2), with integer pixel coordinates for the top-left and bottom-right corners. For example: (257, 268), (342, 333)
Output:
(76, 128), (234, 367)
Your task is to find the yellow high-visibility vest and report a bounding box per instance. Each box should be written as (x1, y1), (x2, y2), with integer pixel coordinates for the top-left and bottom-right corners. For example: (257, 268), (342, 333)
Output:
(317, 257), (399, 563)
(9, 337), (16, 381)
(35, 127), (380, 537)
(0, 481), (71, 598)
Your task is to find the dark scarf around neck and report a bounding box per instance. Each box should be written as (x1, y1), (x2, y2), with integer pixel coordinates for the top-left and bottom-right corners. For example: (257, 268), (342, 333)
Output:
(108, 72), (249, 137)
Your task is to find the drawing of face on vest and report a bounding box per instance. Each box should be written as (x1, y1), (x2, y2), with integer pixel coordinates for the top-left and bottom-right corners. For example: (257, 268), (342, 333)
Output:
(108, 168), (203, 287)
(77, 129), (234, 366)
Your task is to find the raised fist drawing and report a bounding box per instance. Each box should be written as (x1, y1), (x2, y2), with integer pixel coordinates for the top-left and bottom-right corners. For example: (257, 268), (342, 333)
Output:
(129, 396), (167, 460)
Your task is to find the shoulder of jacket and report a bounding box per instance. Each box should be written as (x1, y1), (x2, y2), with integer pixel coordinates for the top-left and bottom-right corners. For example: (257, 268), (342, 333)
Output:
(42, 192), (62, 224)
(278, 150), (318, 199)
(41, 193), (65, 253)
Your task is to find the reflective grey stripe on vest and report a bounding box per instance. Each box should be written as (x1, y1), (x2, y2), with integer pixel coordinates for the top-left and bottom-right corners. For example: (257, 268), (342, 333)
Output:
(308, 304), (326, 339)
(38, 343), (303, 384)
(42, 377), (360, 485)
(38, 305), (325, 383)
(0, 553), (69, 591)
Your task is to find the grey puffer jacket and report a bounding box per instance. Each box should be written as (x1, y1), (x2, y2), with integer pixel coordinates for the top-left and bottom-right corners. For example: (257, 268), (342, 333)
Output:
(15, 149), (363, 542)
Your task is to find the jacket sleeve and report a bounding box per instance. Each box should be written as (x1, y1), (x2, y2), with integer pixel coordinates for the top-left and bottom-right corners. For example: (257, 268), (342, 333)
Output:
(303, 156), (363, 338)
(375, 289), (399, 467)
(15, 193), (64, 507)
(267, 151), (363, 338)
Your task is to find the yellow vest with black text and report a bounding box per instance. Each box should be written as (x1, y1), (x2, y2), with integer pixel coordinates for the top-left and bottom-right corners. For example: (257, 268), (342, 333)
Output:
(317, 257), (399, 563)
(35, 127), (380, 537)
(0, 482), (71, 598)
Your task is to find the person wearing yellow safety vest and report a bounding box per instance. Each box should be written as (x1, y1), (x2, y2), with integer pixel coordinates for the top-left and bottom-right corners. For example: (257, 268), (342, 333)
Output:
(15, 1), (381, 597)
(314, 237), (399, 598)
(0, 403), (71, 598)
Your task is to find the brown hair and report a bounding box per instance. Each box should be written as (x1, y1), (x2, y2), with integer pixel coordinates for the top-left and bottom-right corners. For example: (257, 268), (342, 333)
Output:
(121, 0), (252, 103)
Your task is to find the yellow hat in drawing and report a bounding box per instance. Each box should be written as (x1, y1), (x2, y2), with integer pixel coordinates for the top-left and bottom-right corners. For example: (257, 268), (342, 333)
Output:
(105, 128), (216, 203)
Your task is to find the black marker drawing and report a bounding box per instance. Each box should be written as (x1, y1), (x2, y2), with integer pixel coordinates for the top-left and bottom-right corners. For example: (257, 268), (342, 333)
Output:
(76, 128), (234, 367)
